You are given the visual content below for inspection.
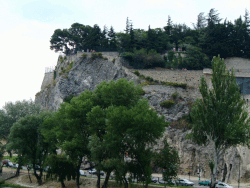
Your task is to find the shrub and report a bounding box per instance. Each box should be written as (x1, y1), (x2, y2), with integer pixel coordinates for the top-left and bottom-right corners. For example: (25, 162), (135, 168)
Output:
(81, 53), (87, 59)
(61, 67), (64, 70)
(64, 56), (67, 60)
(112, 58), (116, 63)
(133, 70), (140, 76)
(139, 89), (146, 95)
(172, 92), (178, 99)
(69, 61), (73, 69)
(140, 81), (151, 86)
(53, 70), (56, 80)
(97, 52), (103, 58)
(160, 100), (175, 108)
(91, 52), (103, 60)
(145, 76), (154, 82)
(103, 57), (108, 60)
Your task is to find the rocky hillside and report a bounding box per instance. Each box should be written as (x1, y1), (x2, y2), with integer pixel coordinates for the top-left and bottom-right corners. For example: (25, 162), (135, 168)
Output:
(35, 52), (250, 183)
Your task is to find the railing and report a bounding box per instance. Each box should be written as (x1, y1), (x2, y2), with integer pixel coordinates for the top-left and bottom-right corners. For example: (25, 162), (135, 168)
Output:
(45, 66), (55, 73)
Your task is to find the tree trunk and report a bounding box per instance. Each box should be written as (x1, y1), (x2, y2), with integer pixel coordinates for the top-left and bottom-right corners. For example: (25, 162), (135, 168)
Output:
(33, 165), (43, 185)
(102, 170), (111, 188)
(123, 177), (128, 188)
(28, 168), (32, 183)
(61, 180), (66, 188)
(15, 165), (21, 176)
(97, 172), (101, 188)
(76, 164), (80, 188)
(210, 147), (219, 188)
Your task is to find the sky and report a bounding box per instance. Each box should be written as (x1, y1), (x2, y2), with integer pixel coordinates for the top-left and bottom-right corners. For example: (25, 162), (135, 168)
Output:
(0, 0), (249, 109)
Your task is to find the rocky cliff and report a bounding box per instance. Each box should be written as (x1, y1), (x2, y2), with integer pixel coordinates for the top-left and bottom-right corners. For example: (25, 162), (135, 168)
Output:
(35, 52), (250, 183)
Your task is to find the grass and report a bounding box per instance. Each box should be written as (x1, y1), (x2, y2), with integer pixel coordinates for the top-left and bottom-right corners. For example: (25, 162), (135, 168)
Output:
(3, 156), (18, 163)
(0, 182), (29, 188)
(135, 73), (187, 89)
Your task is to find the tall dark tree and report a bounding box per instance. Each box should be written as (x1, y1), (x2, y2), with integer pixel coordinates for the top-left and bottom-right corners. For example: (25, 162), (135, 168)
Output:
(129, 23), (135, 52)
(125, 17), (130, 34)
(108, 26), (117, 50)
(190, 56), (250, 188)
(192, 12), (207, 30)
(100, 25), (109, 49)
(207, 8), (222, 26)
(164, 15), (173, 36)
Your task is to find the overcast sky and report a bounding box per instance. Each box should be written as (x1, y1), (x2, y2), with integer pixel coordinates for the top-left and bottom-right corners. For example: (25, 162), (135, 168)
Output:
(0, 0), (249, 109)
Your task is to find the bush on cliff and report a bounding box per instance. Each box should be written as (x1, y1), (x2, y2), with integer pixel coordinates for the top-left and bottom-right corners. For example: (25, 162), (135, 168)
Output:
(121, 48), (165, 69)
(160, 100), (175, 108)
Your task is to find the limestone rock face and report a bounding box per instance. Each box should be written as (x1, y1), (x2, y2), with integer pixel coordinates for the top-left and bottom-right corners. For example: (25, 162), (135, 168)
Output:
(35, 53), (138, 110)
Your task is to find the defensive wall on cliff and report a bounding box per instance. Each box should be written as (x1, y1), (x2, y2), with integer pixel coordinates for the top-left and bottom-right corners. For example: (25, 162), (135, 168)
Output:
(41, 52), (250, 98)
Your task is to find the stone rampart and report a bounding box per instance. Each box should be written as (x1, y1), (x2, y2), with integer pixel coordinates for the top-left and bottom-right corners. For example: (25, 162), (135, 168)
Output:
(131, 69), (204, 88)
(41, 72), (53, 90)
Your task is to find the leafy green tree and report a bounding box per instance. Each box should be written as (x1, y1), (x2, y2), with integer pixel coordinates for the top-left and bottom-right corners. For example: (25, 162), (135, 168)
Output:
(7, 112), (53, 185)
(46, 154), (76, 188)
(87, 79), (144, 188)
(50, 29), (71, 54)
(103, 99), (167, 188)
(0, 100), (42, 140)
(190, 56), (250, 188)
(43, 91), (94, 188)
(182, 45), (210, 70)
(0, 100), (42, 175)
(153, 138), (180, 185)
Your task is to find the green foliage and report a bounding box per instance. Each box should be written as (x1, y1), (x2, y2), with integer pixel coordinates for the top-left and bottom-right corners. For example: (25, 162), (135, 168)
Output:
(63, 94), (75, 103)
(190, 56), (250, 187)
(162, 82), (187, 89)
(7, 112), (54, 185)
(81, 53), (87, 59)
(91, 52), (103, 60)
(121, 48), (165, 69)
(53, 70), (56, 80)
(68, 61), (73, 69)
(160, 100), (175, 108)
(133, 70), (140, 76)
(103, 56), (108, 60)
(45, 154), (76, 186)
(112, 58), (116, 63)
(181, 46), (210, 70)
(153, 138), (180, 184)
(0, 100), (43, 141)
(172, 92), (178, 99)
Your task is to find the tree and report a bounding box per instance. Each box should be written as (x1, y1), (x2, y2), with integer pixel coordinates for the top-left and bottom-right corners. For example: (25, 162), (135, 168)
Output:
(108, 26), (117, 50)
(0, 100), (42, 140)
(192, 12), (207, 30)
(181, 45), (210, 70)
(50, 29), (72, 54)
(129, 23), (135, 52)
(103, 99), (167, 188)
(207, 8), (222, 26)
(7, 112), (53, 185)
(0, 100), (42, 175)
(43, 90), (94, 188)
(153, 138), (180, 185)
(46, 154), (76, 188)
(189, 56), (250, 188)
(125, 17), (131, 34)
(87, 78), (144, 188)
